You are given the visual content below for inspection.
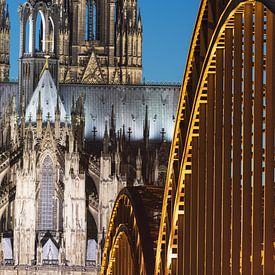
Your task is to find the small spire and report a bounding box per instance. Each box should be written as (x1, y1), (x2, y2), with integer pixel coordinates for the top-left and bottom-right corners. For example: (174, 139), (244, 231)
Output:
(115, 141), (121, 175)
(11, 95), (16, 113)
(104, 120), (108, 139)
(65, 114), (68, 128)
(160, 128), (166, 142)
(56, 94), (60, 113)
(137, 9), (142, 31)
(28, 113), (32, 124)
(37, 91), (42, 114)
(39, 55), (50, 79)
(45, 55), (50, 70)
(138, 8), (142, 21)
(5, 4), (9, 28)
(110, 105), (116, 142)
(46, 112), (51, 122)
(122, 124), (126, 138)
(134, 147), (143, 186)
(116, 140), (120, 154)
(103, 121), (109, 154)
(111, 105), (115, 130)
(127, 127), (132, 142)
(143, 105), (149, 148)
(72, 95), (75, 111)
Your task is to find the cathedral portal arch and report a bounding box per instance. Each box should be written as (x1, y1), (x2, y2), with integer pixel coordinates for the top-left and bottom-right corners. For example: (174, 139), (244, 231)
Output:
(36, 151), (63, 233)
(35, 10), (46, 52)
(38, 154), (55, 231)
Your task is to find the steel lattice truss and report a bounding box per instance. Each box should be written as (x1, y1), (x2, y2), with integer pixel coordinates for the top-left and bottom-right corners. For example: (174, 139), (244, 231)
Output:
(101, 1), (275, 274)
(101, 186), (164, 275)
(155, 0), (275, 274)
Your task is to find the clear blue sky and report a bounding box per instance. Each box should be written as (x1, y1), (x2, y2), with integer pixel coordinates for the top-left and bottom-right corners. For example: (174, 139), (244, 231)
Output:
(8, 0), (200, 82)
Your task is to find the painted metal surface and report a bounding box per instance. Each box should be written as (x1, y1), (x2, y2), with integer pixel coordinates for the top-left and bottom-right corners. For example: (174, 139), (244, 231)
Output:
(154, 0), (275, 274)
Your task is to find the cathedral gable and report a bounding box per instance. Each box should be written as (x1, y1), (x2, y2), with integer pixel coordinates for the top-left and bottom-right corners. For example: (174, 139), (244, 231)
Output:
(40, 124), (56, 152)
(82, 50), (106, 84)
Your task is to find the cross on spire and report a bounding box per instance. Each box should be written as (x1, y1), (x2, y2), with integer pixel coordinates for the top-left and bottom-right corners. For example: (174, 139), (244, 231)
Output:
(160, 128), (166, 142)
(28, 113), (32, 123)
(92, 126), (97, 141)
(46, 112), (51, 122)
(127, 127), (132, 141)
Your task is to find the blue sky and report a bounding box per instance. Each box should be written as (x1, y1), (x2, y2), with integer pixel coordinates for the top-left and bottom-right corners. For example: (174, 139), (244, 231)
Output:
(8, 0), (200, 82)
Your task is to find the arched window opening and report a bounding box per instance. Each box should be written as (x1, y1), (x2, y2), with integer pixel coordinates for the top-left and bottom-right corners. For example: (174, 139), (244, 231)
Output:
(48, 17), (55, 53)
(86, 0), (97, 41)
(35, 10), (46, 52)
(24, 16), (32, 53)
(87, 210), (97, 241)
(86, 210), (98, 263)
(39, 155), (55, 231)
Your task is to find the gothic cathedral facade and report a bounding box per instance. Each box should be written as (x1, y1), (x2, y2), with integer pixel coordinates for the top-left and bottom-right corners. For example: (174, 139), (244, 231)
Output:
(0, 0), (179, 273)
(0, 0), (9, 81)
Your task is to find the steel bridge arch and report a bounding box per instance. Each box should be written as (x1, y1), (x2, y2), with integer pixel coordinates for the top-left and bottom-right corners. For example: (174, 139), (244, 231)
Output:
(155, 0), (275, 274)
(100, 186), (163, 275)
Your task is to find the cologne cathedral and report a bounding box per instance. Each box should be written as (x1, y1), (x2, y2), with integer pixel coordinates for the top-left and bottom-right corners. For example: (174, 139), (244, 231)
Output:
(0, 0), (179, 274)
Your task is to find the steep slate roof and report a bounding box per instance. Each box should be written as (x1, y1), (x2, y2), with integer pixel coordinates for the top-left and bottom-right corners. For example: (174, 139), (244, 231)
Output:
(25, 69), (67, 123)
(0, 81), (180, 142)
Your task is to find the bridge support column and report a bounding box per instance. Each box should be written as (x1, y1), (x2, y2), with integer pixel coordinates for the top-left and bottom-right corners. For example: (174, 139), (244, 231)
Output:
(205, 73), (215, 275)
(177, 214), (184, 275)
(242, 4), (253, 274)
(183, 175), (191, 274)
(222, 27), (233, 275)
(213, 47), (224, 275)
(190, 137), (198, 275)
(232, 11), (242, 275)
(253, 2), (264, 275)
(197, 103), (206, 274)
(264, 7), (275, 275)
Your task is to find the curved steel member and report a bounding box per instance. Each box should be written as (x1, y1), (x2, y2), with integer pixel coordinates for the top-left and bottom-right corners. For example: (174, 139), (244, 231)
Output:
(155, 0), (275, 274)
(101, 186), (164, 275)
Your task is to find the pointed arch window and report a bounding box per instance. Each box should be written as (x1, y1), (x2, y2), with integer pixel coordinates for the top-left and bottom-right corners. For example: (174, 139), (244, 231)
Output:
(86, 0), (97, 40)
(39, 155), (55, 231)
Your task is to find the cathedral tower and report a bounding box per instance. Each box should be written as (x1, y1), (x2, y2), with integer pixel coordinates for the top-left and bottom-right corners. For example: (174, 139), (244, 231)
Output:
(18, 0), (59, 110)
(59, 0), (143, 84)
(0, 0), (9, 81)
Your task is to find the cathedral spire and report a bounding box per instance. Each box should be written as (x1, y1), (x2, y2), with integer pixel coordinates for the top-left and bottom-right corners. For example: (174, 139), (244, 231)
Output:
(11, 95), (16, 114)
(137, 9), (142, 32)
(4, 3), (9, 29)
(143, 105), (149, 149)
(110, 105), (116, 142)
(72, 95), (75, 112)
(39, 55), (50, 79)
(134, 147), (143, 186)
(55, 94), (61, 139)
(103, 121), (109, 155)
(56, 93), (60, 114)
(36, 91), (42, 138)
(37, 91), (42, 114)
(111, 105), (115, 130)
(115, 141), (121, 175)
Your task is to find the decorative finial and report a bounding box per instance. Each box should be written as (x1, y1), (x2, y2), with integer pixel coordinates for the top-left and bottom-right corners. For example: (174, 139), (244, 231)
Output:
(39, 55), (50, 79)
(47, 112), (51, 122)
(44, 55), (50, 70)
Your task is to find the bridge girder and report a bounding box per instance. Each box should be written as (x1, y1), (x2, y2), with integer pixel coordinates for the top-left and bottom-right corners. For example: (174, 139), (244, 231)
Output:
(101, 1), (275, 274)
(155, 1), (275, 274)
(100, 186), (164, 275)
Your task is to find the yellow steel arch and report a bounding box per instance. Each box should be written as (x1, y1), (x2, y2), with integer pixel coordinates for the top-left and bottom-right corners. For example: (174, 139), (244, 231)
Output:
(101, 186), (163, 275)
(155, 0), (275, 274)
